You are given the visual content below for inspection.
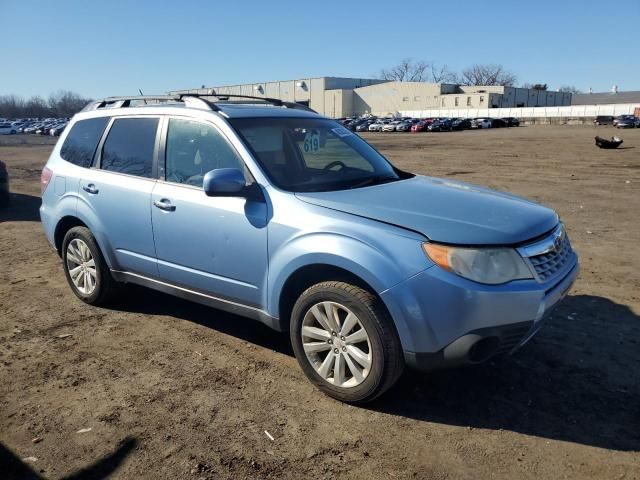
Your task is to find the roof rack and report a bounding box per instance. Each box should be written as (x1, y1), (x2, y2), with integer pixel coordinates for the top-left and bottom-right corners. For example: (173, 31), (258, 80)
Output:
(81, 95), (213, 112)
(177, 92), (317, 113)
(82, 90), (317, 113)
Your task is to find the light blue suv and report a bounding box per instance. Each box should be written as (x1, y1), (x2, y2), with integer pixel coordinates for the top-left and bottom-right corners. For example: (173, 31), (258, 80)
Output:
(40, 94), (579, 402)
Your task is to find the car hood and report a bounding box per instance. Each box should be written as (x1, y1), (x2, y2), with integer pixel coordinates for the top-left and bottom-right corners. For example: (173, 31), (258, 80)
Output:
(295, 175), (558, 245)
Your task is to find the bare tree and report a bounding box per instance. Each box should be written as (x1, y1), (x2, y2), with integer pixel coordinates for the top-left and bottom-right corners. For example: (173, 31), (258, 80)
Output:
(380, 58), (429, 82)
(429, 63), (457, 83)
(558, 85), (582, 94)
(23, 96), (49, 117)
(0, 95), (24, 118)
(0, 91), (92, 118)
(380, 59), (460, 83)
(457, 64), (517, 86)
(48, 90), (92, 117)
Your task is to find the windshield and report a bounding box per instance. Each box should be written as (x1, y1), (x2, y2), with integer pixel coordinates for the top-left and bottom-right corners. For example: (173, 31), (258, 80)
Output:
(229, 117), (409, 192)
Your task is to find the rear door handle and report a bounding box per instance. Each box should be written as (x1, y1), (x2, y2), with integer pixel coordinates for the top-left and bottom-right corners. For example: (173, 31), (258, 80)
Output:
(153, 199), (176, 212)
(82, 184), (99, 194)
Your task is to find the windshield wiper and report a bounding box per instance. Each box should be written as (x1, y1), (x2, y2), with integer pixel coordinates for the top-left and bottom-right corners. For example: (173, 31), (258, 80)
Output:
(348, 175), (398, 189)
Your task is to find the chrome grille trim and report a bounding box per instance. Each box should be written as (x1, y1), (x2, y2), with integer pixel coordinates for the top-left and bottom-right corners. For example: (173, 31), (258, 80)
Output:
(518, 224), (576, 283)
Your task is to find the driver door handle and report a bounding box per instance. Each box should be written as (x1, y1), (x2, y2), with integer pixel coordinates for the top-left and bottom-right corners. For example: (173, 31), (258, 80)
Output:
(153, 199), (176, 212)
(82, 184), (99, 194)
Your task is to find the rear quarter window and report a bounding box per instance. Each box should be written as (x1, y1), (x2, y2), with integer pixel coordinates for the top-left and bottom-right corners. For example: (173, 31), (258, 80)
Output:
(60, 117), (110, 168)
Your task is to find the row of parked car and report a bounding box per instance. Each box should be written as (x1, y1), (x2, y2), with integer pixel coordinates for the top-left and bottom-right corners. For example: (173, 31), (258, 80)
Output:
(593, 115), (640, 128)
(0, 117), (69, 136)
(340, 116), (520, 133)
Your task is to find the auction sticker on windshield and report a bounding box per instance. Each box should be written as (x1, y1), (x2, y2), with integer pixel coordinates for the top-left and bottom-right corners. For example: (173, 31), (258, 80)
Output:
(303, 130), (321, 153)
(331, 126), (352, 137)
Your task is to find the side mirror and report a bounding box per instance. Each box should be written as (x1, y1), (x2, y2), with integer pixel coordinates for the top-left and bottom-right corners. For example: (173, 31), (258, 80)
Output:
(203, 168), (247, 197)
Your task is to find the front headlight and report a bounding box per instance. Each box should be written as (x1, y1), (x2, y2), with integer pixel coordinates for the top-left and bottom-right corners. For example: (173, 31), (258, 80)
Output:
(422, 243), (533, 285)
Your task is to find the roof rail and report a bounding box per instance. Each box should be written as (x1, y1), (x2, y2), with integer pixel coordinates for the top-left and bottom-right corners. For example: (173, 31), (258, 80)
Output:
(81, 95), (216, 112)
(82, 91), (317, 113)
(176, 92), (317, 113)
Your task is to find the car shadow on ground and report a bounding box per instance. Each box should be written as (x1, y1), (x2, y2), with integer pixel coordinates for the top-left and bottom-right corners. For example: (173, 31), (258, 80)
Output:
(0, 192), (41, 222)
(0, 437), (137, 480)
(111, 285), (293, 356)
(114, 288), (639, 452)
(369, 294), (640, 452)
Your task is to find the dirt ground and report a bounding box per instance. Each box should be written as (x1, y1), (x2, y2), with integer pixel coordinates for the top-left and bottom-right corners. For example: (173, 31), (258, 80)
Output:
(1, 125), (639, 480)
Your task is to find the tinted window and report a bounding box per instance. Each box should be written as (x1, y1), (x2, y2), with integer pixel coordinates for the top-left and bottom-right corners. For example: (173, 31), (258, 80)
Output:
(101, 118), (158, 178)
(60, 117), (109, 168)
(165, 118), (244, 187)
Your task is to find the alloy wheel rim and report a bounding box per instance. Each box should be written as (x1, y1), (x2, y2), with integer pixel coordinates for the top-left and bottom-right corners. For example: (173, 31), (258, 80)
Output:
(66, 239), (97, 295)
(301, 301), (372, 388)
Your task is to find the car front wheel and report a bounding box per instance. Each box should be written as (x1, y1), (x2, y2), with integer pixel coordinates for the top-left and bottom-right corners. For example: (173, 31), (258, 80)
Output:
(290, 281), (404, 403)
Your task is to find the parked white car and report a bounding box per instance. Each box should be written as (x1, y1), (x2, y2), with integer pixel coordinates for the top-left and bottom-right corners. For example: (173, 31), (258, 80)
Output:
(0, 123), (18, 135)
(382, 121), (400, 132)
(368, 122), (385, 132)
(472, 118), (492, 129)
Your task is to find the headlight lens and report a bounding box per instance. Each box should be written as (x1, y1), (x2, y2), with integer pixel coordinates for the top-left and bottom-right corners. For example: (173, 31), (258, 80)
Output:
(422, 243), (533, 284)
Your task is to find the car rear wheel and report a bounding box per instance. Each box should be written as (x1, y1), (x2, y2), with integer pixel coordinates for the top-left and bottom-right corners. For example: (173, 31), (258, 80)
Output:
(62, 226), (118, 305)
(290, 281), (404, 403)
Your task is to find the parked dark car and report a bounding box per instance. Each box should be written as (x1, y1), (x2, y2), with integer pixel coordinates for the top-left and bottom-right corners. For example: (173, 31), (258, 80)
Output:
(615, 118), (636, 129)
(346, 119), (370, 131)
(594, 115), (614, 126)
(613, 115), (635, 128)
(502, 117), (520, 127)
(428, 119), (452, 132)
(490, 118), (508, 128)
(0, 160), (9, 207)
(451, 118), (472, 130)
(411, 121), (428, 132)
(355, 121), (376, 132)
(395, 121), (412, 132)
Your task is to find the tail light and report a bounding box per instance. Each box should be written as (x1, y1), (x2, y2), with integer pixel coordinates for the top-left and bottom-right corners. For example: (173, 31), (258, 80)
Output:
(41, 167), (53, 195)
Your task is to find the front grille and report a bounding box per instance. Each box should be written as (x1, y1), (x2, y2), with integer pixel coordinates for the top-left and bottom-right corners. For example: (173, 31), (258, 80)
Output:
(528, 233), (573, 282)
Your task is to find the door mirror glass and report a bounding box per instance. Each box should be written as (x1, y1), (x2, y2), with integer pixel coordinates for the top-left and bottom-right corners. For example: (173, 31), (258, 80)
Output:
(203, 168), (246, 197)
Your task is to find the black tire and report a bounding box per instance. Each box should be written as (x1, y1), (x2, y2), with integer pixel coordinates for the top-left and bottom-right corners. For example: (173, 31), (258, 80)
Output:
(290, 281), (404, 403)
(0, 191), (9, 208)
(62, 226), (118, 305)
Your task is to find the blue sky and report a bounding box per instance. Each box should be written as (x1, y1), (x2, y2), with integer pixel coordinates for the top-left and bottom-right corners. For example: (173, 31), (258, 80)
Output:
(2, 0), (639, 99)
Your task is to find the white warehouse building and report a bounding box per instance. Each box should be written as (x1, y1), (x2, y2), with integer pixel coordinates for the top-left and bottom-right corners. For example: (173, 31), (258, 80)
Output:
(171, 77), (572, 118)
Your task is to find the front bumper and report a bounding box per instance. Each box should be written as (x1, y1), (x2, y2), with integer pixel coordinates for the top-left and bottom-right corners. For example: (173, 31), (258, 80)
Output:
(381, 258), (579, 371)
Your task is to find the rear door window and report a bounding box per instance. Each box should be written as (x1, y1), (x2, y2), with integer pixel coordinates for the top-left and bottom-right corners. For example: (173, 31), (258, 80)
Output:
(60, 117), (110, 168)
(100, 117), (159, 178)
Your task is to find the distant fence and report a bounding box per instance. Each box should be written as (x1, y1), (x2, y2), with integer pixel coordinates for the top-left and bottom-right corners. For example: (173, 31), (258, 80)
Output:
(398, 103), (640, 121)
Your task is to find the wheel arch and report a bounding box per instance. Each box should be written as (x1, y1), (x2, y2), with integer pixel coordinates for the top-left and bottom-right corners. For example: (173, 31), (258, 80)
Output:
(276, 263), (380, 334)
(53, 214), (116, 270)
(54, 216), (88, 255)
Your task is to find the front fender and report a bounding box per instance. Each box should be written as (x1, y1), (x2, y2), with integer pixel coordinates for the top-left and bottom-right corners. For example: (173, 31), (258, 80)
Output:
(267, 231), (425, 347)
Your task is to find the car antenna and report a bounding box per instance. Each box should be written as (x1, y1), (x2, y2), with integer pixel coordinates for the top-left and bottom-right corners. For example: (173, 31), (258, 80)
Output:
(138, 89), (147, 105)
